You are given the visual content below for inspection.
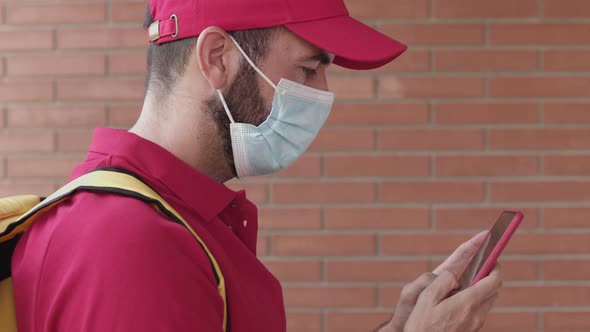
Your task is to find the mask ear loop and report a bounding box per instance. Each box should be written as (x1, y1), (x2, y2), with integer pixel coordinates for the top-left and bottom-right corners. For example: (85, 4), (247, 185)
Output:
(228, 35), (278, 91)
(217, 90), (235, 124)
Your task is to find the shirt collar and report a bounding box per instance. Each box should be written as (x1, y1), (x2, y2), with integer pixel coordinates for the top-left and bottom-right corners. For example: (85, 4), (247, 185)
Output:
(86, 127), (238, 222)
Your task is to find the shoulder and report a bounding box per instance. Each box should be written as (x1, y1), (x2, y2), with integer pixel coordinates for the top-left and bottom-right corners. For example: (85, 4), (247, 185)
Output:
(26, 191), (225, 331)
(44, 190), (216, 283)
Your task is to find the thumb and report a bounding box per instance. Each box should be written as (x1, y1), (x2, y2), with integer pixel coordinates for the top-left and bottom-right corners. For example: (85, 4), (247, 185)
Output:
(420, 270), (459, 305)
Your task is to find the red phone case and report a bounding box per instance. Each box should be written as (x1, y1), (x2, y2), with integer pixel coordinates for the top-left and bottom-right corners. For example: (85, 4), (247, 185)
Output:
(469, 210), (524, 286)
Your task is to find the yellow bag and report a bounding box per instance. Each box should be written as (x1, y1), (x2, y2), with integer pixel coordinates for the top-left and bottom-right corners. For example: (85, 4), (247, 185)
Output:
(0, 169), (227, 332)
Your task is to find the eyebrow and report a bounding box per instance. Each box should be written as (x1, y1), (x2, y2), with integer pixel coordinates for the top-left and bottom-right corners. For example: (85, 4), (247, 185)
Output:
(299, 52), (334, 65)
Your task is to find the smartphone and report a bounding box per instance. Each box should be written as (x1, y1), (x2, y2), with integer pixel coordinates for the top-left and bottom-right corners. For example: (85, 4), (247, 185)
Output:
(457, 210), (524, 290)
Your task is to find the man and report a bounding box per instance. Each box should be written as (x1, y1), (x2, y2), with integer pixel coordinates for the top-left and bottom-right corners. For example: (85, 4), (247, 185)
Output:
(11, 0), (503, 331)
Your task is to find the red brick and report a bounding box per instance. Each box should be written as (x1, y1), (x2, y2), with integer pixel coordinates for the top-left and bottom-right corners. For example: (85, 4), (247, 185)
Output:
(543, 260), (590, 281)
(6, 4), (105, 24)
(109, 106), (141, 127)
(257, 235), (269, 257)
(283, 286), (377, 308)
(490, 24), (590, 45)
(324, 155), (429, 177)
(309, 128), (375, 152)
(0, 81), (53, 102)
(57, 130), (93, 152)
(382, 23), (485, 46)
(272, 182), (376, 204)
(58, 79), (144, 101)
(326, 311), (392, 332)
(0, 183), (55, 197)
(224, 181), (268, 205)
(379, 286), (402, 306)
(272, 155), (321, 178)
(435, 155), (538, 177)
(7, 157), (81, 177)
(262, 259), (322, 282)
(505, 233), (590, 254)
(544, 0), (590, 18)
(329, 76), (375, 100)
(544, 103), (590, 124)
(110, 53), (145, 75)
(434, 49), (538, 72)
(435, 208), (539, 229)
(492, 181), (590, 202)
(7, 106), (106, 128)
(286, 312), (322, 332)
(544, 208), (590, 228)
(497, 286), (590, 306)
(325, 207), (430, 230)
(381, 181), (484, 203)
(344, 0), (428, 19)
(111, 2), (146, 22)
(481, 312), (537, 332)
(327, 103), (428, 126)
(272, 234), (376, 256)
(544, 49), (590, 71)
(381, 76), (484, 99)
(433, 103), (538, 124)
(58, 28), (145, 49)
(258, 208), (322, 230)
(326, 259), (428, 282)
(0, 130), (54, 153)
(433, 0), (537, 18)
(375, 49), (430, 72)
(0, 30), (53, 50)
(381, 233), (478, 255)
(544, 312), (590, 331)
(7, 54), (106, 77)
(490, 129), (590, 150)
(500, 260), (538, 281)
(381, 129), (484, 151)
(489, 77), (590, 98)
(544, 155), (590, 176)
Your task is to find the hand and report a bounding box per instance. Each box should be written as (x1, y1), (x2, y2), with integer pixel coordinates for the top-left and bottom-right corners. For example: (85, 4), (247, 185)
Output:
(378, 231), (490, 332)
(403, 265), (502, 332)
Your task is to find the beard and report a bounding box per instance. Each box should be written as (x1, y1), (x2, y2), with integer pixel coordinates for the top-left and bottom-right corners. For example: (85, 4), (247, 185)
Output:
(204, 62), (270, 177)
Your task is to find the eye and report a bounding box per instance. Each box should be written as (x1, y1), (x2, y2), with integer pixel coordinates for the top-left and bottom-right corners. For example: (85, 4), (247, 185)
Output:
(301, 67), (318, 77)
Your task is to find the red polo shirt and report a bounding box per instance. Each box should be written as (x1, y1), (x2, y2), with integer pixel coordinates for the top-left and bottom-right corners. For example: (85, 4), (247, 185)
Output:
(12, 128), (286, 332)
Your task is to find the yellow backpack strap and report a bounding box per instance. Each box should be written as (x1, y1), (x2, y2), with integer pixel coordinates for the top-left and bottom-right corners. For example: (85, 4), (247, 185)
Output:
(0, 168), (228, 332)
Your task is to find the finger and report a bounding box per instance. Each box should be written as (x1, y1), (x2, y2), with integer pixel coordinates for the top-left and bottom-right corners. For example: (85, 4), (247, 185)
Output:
(458, 264), (503, 304)
(433, 231), (489, 276)
(418, 270), (459, 305)
(398, 272), (437, 307)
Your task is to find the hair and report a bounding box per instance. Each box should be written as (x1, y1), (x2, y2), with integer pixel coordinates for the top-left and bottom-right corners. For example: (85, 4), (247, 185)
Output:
(143, 5), (276, 98)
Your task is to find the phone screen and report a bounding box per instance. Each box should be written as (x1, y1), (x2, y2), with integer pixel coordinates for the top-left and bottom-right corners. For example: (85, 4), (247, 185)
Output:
(457, 211), (517, 290)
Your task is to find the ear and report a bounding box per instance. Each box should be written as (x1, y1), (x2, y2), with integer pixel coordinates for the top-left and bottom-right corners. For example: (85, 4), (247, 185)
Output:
(196, 27), (238, 90)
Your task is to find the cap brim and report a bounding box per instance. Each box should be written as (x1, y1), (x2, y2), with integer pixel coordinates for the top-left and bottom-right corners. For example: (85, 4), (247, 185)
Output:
(285, 16), (407, 70)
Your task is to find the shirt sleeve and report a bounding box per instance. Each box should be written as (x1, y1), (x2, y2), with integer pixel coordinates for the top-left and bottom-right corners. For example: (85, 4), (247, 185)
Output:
(35, 193), (225, 332)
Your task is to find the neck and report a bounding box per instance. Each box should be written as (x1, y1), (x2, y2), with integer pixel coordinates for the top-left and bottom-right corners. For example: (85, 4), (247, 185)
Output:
(130, 95), (234, 183)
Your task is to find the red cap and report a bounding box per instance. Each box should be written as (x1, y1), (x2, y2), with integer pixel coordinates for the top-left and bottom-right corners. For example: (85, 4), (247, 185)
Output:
(147, 0), (407, 70)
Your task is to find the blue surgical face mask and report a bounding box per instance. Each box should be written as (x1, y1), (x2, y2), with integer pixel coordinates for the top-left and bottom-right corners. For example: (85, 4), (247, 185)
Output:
(217, 37), (334, 178)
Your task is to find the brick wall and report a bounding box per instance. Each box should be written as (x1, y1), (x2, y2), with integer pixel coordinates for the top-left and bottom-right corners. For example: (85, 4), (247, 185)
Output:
(1, 0), (590, 331)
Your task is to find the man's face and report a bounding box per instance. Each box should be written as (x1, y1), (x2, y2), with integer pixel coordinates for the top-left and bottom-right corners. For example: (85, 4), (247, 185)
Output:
(205, 28), (334, 176)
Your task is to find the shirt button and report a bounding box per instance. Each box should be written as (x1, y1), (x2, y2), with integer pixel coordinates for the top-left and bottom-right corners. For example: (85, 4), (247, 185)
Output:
(228, 225), (233, 232)
(231, 201), (239, 208)
(243, 220), (248, 227)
